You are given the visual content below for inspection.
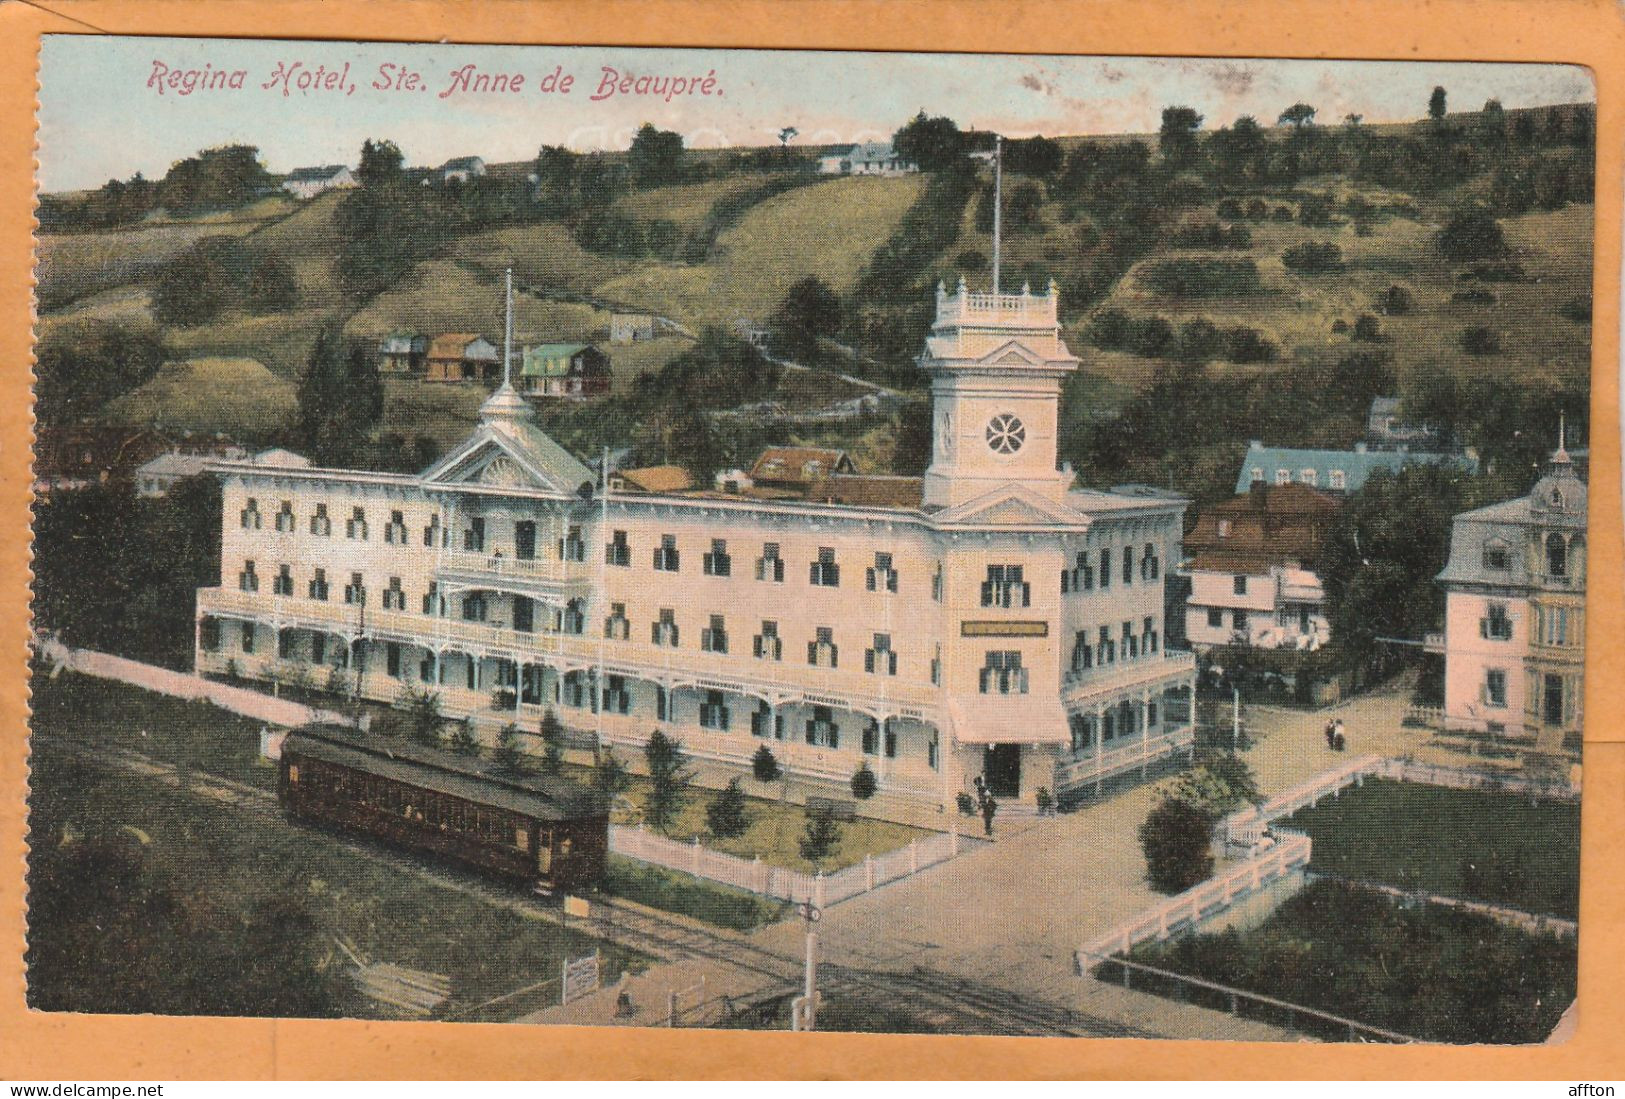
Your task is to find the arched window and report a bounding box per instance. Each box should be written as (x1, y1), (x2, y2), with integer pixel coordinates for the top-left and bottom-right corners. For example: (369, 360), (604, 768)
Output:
(1545, 533), (1567, 578)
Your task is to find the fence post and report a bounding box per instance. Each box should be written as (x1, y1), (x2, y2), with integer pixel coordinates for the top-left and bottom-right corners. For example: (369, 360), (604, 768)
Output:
(949, 824), (959, 857)
(864, 854), (875, 892)
(666, 989), (676, 1027)
(909, 839), (919, 875)
(753, 856), (765, 895)
(815, 870), (826, 910)
(692, 836), (702, 877)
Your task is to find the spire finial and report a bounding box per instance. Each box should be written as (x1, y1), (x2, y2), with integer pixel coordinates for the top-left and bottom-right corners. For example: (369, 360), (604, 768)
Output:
(1554, 411), (1570, 463)
(502, 267), (514, 390)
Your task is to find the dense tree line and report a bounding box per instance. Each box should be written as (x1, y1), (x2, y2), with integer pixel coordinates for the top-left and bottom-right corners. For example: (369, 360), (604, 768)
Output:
(293, 326), (385, 466)
(1088, 309), (1278, 365)
(39, 145), (276, 232)
(35, 322), (168, 426)
(150, 235), (297, 326)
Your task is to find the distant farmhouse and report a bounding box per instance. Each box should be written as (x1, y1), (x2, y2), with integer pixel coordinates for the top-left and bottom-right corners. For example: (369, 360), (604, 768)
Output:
(1366, 397), (1441, 451)
(377, 333), (429, 376)
(518, 343), (611, 399)
(281, 165), (357, 200)
(438, 156), (487, 184)
(1237, 440), (1476, 496)
(609, 312), (683, 344)
(818, 142), (917, 176)
(425, 333), (500, 383)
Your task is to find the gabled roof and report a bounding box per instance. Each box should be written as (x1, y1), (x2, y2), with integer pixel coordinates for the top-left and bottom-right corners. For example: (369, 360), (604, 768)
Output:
(618, 465), (695, 493)
(932, 483), (1090, 531)
(440, 156), (485, 172)
(749, 446), (855, 484)
(420, 421), (594, 497)
(806, 474), (924, 510)
(849, 141), (904, 162)
(137, 451), (213, 478)
(1236, 443), (1475, 494)
(285, 164), (349, 182)
(1185, 484), (1341, 573)
(520, 344), (596, 377)
(428, 332), (482, 357)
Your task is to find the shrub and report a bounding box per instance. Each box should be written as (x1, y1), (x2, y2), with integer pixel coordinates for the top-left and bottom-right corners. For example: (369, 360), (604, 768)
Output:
(1452, 287), (1497, 306)
(1352, 314), (1383, 342)
(1461, 260), (1531, 283)
(1461, 326), (1502, 355)
(449, 719), (478, 756)
(798, 806), (841, 865)
(1170, 220), (1251, 249)
(705, 778), (750, 838)
(399, 686), (442, 747)
(1281, 240), (1343, 273)
(603, 859), (781, 931)
(1245, 198), (1268, 221)
(956, 791), (977, 816)
(1271, 205), (1294, 221)
(494, 723), (522, 773)
(1176, 318), (1222, 363)
(1088, 307), (1132, 350)
(1377, 284), (1414, 316)
(1214, 197), (1243, 220)
(1035, 787), (1055, 816)
(850, 762), (878, 800)
(1331, 318), (1349, 334)
(538, 708), (565, 775)
(1139, 798), (1215, 893)
(1222, 326), (1278, 363)
(1142, 258), (1262, 297)
(1437, 207), (1508, 262)
(1558, 293), (1591, 324)
(1125, 315), (1175, 356)
(751, 743), (782, 783)
(1297, 194), (1334, 226)
(594, 747), (631, 798)
(644, 729), (694, 833)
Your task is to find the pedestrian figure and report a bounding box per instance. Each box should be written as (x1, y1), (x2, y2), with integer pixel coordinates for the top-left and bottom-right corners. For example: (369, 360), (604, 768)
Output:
(981, 795), (997, 837)
(1334, 718), (1348, 753)
(1324, 719), (1336, 750)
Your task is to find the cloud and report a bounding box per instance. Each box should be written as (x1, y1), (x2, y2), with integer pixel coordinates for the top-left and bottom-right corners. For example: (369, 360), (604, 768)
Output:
(1208, 63), (1256, 97)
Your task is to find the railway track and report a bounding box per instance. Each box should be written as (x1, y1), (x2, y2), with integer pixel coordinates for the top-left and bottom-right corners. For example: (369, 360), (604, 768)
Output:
(40, 731), (1157, 1037)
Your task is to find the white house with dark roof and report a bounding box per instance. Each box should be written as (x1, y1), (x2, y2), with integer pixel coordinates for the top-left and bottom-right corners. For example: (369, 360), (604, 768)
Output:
(281, 165), (357, 200)
(1433, 433), (1586, 745)
(438, 156), (487, 183)
(194, 278), (1193, 819)
(818, 142), (917, 176)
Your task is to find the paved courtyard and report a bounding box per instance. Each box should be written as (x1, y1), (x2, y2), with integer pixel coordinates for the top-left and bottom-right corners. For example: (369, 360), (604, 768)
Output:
(534, 675), (1472, 1037)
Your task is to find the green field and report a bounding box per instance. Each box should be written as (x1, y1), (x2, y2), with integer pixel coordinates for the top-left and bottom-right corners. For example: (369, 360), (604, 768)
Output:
(344, 258), (606, 346)
(106, 356), (298, 441)
(1283, 778), (1579, 918)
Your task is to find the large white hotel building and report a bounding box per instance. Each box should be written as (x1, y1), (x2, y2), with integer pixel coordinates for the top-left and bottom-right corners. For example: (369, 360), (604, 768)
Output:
(195, 280), (1196, 818)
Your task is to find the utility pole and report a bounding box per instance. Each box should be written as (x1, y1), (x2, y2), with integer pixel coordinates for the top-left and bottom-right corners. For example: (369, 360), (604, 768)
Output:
(791, 900), (821, 1031)
(1231, 683), (1241, 751)
(992, 133), (1003, 294)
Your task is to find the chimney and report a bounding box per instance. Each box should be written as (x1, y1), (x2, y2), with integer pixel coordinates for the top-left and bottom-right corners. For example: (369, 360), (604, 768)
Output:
(1249, 479), (1269, 508)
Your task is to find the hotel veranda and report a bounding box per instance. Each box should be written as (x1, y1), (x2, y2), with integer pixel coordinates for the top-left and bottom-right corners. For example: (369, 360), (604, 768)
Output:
(195, 279), (1197, 818)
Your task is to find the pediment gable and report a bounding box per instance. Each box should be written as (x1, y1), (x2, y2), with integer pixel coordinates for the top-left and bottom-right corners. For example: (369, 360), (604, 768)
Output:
(420, 428), (588, 496)
(977, 340), (1045, 368)
(934, 483), (1088, 529)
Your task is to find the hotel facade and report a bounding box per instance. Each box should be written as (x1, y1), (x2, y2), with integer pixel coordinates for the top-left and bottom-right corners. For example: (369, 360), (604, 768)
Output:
(195, 281), (1196, 816)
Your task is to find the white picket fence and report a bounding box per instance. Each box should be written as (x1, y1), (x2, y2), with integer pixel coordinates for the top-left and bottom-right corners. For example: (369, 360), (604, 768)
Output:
(609, 823), (966, 907)
(1076, 831), (1313, 964)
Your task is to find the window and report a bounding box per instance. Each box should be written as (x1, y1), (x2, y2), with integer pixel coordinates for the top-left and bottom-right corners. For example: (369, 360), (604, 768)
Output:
(809, 547), (840, 587)
(1122, 548), (1134, 585)
(421, 581), (440, 616)
(751, 701), (782, 740)
(238, 560), (259, 593)
(930, 643), (942, 686)
(865, 633), (897, 676)
(386, 642), (403, 679)
(1098, 548), (1112, 590)
(808, 627), (838, 669)
(603, 529), (630, 567)
(240, 622), (255, 653)
(309, 568), (329, 601)
(559, 525), (585, 562)
(1233, 609), (1249, 631)
(309, 503), (331, 537)
(1141, 543), (1160, 581)
(746, 542), (781, 583)
(1144, 615), (1159, 654)
(699, 690), (730, 731)
(805, 706), (839, 748)
(1300, 468), (1317, 487)
(1484, 668), (1507, 708)
(278, 629), (295, 660)
(1206, 607), (1223, 629)
(272, 564), (293, 597)
(866, 553), (898, 593)
(1069, 713), (1094, 752)
(653, 609), (678, 647)
(753, 621), (781, 660)
(342, 572), (366, 606)
(1123, 621), (1137, 659)
(1099, 625), (1115, 664)
(701, 614), (729, 654)
(1071, 630), (1093, 673)
(653, 534), (679, 572)
(604, 602), (629, 640)
(932, 562), (944, 601)
(1250, 467), (1264, 485)
(462, 517), (485, 553)
(703, 539), (732, 577)
(654, 686), (669, 722)
(602, 675), (631, 715)
(979, 651), (1028, 695)
(1480, 602), (1513, 641)
(382, 576), (405, 611)
(423, 514), (442, 547)
(384, 510), (407, 544)
(346, 506), (368, 540)
(460, 592), (487, 622)
(1329, 470), (1346, 490)
(981, 565), (1031, 608)
(1275, 468), (1291, 486)
(240, 498), (261, 530)
(1233, 574), (1248, 596)
(512, 596), (534, 633)
(862, 720), (880, 756)
(1546, 534), (1568, 578)
(275, 500), (295, 533)
(559, 599), (586, 635)
(1482, 541), (1510, 570)
(1071, 552), (1095, 592)
(1217, 519), (1232, 539)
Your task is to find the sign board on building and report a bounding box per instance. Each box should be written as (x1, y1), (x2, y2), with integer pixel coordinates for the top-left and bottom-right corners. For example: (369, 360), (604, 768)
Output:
(961, 620), (1050, 638)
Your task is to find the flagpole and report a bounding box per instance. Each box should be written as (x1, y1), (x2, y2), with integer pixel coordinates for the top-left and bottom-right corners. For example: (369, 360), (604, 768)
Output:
(992, 134), (1003, 294)
(503, 266), (514, 388)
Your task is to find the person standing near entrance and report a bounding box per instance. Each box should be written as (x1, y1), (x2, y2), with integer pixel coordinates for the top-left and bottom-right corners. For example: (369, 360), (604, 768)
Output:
(981, 794), (997, 837)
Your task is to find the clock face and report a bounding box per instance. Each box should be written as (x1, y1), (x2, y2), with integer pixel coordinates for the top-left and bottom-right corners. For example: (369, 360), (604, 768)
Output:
(986, 413), (1026, 455)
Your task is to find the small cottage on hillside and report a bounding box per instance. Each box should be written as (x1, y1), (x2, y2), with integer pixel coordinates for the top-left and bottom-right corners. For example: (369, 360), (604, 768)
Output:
(438, 156), (486, 183)
(817, 142), (917, 176)
(377, 333), (428, 375)
(519, 343), (611, 398)
(281, 165), (357, 200)
(610, 313), (658, 344)
(425, 334), (500, 383)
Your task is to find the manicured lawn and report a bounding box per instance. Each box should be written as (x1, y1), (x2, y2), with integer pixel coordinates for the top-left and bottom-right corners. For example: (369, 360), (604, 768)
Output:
(27, 689), (649, 1018)
(602, 857), (788, 931)
(1120, 879), (1575, 1044)
(1283, 778), (1579, 918)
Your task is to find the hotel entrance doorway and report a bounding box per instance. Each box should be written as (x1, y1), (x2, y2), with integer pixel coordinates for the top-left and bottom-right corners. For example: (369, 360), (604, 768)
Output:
(984, 743), (1021, 798)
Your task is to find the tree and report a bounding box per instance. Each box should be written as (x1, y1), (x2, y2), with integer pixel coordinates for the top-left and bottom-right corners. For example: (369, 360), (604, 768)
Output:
(798, 805), (841, 866)
(892, 110), (968, 172)
(538, 708), (565, 774)
(1158, 106), (1204, 168)
(449, 718), (478, 756)
(1429, 85), (1448, 122)
(34, 323), (167, 426)
(1277, 103), (1317, 130)
(1377, 284), (1414, 316)
(293, 327), (384, 466)
(356, 139), (405, 189)
(771, 276), (843, 361)
(1460, 325), (1501, 355)
(751, 743), (782, 783)
(1437, 207), (1508, 262)
(643, 729), (693, 833)
(494, 722), (522, 772)
(1139, 798), (1214, 893)
(1004, 135), (1062, 178)
(1282, 241), (1343, 274)
(1163, 755), (1260, 817)
(777, 126), (799, 148)
(1352, 313), (1383, 342)
(628, 123), (685, 187)
(594, 747), (631, 798)
(850, 762), (877, 800)
(400, 686), (443, 746)
(706, 778), (750, 838)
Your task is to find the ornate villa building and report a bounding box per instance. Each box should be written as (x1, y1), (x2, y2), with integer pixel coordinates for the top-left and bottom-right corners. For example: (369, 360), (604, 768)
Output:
(195, 279), (1196, 816)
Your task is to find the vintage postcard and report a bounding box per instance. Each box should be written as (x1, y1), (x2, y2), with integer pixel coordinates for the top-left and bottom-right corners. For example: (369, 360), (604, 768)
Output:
(25, 35), (1595, 1046)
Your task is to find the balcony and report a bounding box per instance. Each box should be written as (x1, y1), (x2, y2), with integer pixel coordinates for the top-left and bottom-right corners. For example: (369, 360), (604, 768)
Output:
(434, 550), (592, 599)
(1060, 649), (1196, 707)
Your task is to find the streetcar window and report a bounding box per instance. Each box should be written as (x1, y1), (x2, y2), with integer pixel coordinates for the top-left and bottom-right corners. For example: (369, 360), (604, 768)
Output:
(515, 828), (529, 852)
(288, 765), (299, 784)
(559, 837), (573, 859)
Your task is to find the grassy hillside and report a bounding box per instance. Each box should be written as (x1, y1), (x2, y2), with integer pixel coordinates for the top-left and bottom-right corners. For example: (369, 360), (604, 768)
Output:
(343, 259), (604, 344)
(106, 357), (297, 441)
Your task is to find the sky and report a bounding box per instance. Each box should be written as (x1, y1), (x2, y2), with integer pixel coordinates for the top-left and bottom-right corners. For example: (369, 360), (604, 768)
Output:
(36, 36), (1595, 193)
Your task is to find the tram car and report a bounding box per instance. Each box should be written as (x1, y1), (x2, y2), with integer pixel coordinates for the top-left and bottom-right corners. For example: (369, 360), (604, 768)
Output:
(278, 723), (608, 894)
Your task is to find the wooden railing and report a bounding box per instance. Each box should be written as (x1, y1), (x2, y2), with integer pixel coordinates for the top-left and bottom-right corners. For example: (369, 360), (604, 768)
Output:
(1054, 725), (1195, 791)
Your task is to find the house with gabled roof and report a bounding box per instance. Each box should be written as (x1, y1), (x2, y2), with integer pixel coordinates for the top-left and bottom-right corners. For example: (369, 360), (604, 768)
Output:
(281, 165), (357, 200)
(518, 343), (611, 399)
(425, 333), (500, 383)
(438, 156), (487, 183)
(749, 446), (857, 492)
